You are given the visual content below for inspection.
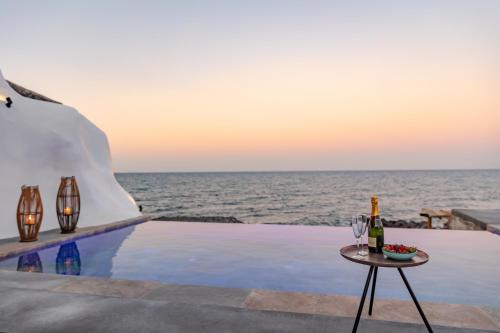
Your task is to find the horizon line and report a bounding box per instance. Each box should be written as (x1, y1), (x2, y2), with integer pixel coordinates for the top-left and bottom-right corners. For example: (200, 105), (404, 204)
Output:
(114, 167), (500, 174)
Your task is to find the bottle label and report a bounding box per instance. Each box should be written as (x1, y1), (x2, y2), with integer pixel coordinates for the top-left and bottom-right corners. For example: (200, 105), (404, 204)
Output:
(368, 237), (376, 248)
(377, 235), (384, 252)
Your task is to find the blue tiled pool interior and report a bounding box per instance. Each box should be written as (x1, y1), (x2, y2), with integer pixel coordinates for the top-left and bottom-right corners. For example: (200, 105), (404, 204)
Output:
(0, 221), (498, 307)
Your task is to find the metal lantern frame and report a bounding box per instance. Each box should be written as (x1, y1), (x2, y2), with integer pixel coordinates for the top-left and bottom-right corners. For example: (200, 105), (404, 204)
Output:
(16, 185), (44, 242)
(56, 176), (81, 233)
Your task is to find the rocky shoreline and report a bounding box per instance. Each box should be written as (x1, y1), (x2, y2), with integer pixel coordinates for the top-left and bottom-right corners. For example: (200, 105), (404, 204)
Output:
(380, 219), (428, 229)
(153, 216), (244, 223)
(152, 216), (429, 228)
(262, 219), (429, 228)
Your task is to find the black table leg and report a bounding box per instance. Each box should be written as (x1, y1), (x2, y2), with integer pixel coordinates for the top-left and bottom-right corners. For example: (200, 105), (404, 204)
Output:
(398, 268), (433, 333)
(352, 265), (374, 333)
(368, 266), (378, 316)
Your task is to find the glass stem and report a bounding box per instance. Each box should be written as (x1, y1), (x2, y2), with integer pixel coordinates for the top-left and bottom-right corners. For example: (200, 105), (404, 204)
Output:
(356, 238), (360, 254)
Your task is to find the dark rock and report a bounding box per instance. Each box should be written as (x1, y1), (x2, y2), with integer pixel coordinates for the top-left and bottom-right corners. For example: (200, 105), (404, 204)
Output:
(152, 215), (428, 228)
(152, 216), (244, 223)
(6, 80), (61, 104)
(382, 218), (427, 229)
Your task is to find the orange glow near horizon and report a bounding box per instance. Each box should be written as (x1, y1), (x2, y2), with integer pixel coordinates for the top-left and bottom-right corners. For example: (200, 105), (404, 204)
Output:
(71, 60), (500, 163)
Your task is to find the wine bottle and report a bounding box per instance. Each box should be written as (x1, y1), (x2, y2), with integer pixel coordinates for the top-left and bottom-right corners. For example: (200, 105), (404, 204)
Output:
(368, 195), (384, 253)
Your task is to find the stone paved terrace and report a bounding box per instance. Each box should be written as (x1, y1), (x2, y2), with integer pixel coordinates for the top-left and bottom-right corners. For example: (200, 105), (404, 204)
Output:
(0, 219), (499, 332)
(0, 270), (499, 332)
(452, 209), (500, 235)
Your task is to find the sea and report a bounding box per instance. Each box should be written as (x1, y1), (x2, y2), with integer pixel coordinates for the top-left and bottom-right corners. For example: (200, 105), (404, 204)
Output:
(116, 170), (500, 226)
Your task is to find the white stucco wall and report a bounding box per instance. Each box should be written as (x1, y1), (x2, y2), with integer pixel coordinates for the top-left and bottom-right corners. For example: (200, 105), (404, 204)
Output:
(0, 69), (140, 239)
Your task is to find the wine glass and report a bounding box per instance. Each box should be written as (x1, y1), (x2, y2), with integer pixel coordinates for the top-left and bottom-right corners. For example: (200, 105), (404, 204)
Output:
(351, 216), (363, 258)
(357, 215), (369, 256)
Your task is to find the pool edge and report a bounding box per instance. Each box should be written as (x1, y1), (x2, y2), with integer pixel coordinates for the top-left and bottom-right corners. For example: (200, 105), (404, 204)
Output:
(0, 214), (151, 260)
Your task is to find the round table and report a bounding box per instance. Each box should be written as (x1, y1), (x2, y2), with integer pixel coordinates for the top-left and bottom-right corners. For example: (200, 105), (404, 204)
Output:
(340, 245), (433, 333)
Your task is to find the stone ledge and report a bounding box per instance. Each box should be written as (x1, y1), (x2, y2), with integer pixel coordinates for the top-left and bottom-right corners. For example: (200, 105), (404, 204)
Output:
(487, 224), (500, 236)
(0, 214), (151, 260)
(452, 209), (500, 234)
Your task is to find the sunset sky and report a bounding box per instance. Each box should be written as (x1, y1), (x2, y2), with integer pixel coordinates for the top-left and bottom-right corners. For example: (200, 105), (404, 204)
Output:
(2, 1), (499, 171)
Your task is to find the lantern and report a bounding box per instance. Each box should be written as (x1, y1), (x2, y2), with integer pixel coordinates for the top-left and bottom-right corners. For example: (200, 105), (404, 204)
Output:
(17, 252), (43, 273)
(56, 176), (81, 233)
(16, 186), (43, 242)
(56, 242), (81, 275)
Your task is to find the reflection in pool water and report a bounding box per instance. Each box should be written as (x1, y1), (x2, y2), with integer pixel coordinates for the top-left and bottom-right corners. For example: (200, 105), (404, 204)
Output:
(17, 252), (43, 273)
(56, 242), (81, 276)
(1, 225), (134, 278)
(15, 243), (82, 276)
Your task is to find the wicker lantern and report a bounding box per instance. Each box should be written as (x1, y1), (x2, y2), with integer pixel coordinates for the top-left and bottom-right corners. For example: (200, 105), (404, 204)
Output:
(56, 242), (81, 275)
(56, 176), (81, 233)
(16, 186), (43, 242)
(17, 252), (43, 273)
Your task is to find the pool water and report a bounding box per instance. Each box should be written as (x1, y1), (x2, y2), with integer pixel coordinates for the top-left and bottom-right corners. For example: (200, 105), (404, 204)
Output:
(0, 221), (499, 307)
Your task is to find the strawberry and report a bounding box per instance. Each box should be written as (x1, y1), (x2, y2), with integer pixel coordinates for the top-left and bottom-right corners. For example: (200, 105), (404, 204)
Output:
(383, 244), (417, 253)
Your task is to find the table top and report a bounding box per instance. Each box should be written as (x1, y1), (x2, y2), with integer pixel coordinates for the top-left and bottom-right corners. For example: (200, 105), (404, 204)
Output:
(340, 245), (429, 268)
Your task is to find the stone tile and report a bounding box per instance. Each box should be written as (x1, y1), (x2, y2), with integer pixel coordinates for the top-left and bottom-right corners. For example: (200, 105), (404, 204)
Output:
(479, 307), (500, 331)
(0, 287), (491, 333)
(50, 277), (163, 299)
(243, 290), (359, 317)
(0, 269), (70, 290)
(365, 299), (500, 332)
(243, 290), (500, 332)
(143, 283), (251, 307)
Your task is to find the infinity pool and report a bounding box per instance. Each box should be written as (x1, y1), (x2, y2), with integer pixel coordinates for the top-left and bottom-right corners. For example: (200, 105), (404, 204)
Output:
(0, 221), (498, 307)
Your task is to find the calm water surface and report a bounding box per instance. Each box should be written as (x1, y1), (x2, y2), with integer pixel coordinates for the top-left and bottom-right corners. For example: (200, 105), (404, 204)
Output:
(116, 170), (500, 225)
(1, 222), (498, 307)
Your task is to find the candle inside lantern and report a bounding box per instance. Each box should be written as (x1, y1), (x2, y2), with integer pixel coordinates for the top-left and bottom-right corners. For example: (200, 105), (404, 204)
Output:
(26, 214), (35, 225)
(63, 207), (73, 216)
